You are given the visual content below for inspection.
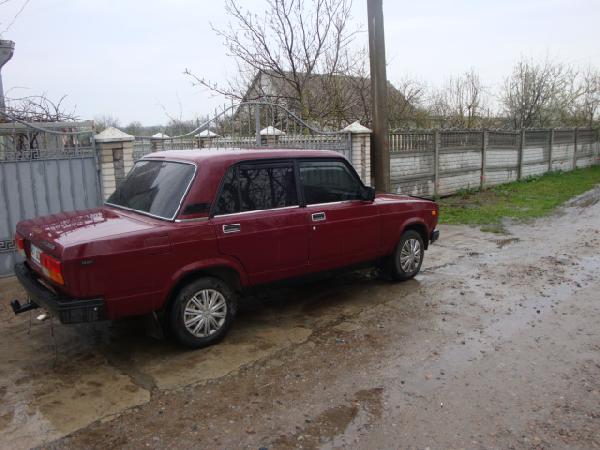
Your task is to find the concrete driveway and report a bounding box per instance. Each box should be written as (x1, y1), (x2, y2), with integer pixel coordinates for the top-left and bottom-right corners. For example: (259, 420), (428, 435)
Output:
(1, 187), (599, 449)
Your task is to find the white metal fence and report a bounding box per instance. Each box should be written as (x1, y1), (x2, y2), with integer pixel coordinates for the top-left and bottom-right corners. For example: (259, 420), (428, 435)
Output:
(132, 101), (353, 162)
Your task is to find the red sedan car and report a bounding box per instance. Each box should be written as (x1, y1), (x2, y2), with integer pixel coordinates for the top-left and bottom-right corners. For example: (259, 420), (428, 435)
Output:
(13, 149), (439, 347)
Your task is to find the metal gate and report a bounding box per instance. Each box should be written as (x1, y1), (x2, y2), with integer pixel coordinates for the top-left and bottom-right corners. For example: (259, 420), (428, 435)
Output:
(0, 120), (102, 277)
(132, 101), (353, 161)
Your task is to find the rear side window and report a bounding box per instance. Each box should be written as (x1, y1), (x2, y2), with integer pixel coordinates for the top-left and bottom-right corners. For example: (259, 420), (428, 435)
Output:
(299, 160), (362, 204)
(213, 163), (298, 215)
(214, 167), (239, 215)
(240, 166), (297, 211)
(106, 160), (195, 219)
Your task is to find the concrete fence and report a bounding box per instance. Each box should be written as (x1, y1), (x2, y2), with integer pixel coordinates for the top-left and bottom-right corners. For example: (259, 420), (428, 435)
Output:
(389, 128), (600, 197)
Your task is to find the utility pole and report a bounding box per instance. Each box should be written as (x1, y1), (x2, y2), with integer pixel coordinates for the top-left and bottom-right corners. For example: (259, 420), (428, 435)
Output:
(367, 0), (390, 192)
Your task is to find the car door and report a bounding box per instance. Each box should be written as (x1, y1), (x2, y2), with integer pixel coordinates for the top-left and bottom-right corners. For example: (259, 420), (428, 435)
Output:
(298, 159), (380, 271)
(210, 161), (309, 285)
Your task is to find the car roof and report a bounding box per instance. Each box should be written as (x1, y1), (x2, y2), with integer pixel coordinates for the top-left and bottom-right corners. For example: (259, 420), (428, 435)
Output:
(142, 148), (346, 165)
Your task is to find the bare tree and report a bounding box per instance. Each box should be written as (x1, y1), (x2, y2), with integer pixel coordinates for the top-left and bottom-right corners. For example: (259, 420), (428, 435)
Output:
(185, 0), (361, 121)
(93, 114), (120, 132)
(389, 76), (426, 128)
(500, 57), (577, 128)
(164, 118), (204, 137)
(156, 96), (211, 136)
(123, 121), (144, 136)
(567, 66), (600, 127)
(3, 93), (79, 122)
(428, 70), (486, 128)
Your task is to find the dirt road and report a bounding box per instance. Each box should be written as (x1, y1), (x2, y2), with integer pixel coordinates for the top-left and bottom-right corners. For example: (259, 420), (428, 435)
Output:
(1, 187), (599, 450)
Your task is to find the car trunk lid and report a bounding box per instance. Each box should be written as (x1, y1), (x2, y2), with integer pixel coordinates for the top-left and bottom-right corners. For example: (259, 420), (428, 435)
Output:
(16, 207), (161, 288)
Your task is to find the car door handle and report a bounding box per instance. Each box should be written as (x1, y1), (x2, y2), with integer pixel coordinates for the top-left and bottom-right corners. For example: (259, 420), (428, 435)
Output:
(311, 212), (326, 222)
(222, 223), (241, 234)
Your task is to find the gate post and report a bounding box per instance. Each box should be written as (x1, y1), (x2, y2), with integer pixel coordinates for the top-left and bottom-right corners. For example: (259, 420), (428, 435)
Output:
(195, 130), (219, 148)
(94, 127), (135, 200)
(260, 126), (285, 146)
(342, 121), (372, 186)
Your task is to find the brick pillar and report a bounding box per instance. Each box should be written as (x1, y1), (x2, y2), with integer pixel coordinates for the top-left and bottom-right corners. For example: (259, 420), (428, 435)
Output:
(94, 127), (135, 200)
(342, 121), (372, 186)
(197, 137), (213, 148)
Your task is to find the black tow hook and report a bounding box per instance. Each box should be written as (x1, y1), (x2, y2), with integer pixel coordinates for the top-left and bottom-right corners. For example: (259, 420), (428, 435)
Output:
(10, 299), (40, 315)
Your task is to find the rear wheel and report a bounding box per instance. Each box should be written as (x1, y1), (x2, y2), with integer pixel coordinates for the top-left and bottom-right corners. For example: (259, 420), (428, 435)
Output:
(168, 277), (237, 348)
(390, 230), (424, 281)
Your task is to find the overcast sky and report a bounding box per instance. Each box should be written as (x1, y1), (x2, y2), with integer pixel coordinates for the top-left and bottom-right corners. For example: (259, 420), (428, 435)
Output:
(2, 0), (599, 126)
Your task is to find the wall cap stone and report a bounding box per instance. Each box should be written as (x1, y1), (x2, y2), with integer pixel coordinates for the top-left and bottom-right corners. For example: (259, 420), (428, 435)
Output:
(260, 126), (285, 136)
(342, 121), (371, 133)
(195, 130), (219, 137)
(95, 127), (135, 143)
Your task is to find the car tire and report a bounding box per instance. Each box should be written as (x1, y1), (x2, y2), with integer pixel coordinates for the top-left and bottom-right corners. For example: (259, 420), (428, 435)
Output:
(168, 276), (237, 349)
(389, 230), (424, 281)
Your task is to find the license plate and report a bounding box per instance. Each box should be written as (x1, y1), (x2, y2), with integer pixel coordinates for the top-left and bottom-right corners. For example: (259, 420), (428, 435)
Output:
(30, 244), (42, 265)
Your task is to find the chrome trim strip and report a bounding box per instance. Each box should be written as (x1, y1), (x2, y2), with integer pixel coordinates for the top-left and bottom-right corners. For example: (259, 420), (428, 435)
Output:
(174, 217), (209, 223)
(305, 200), (359, 208)
(105, 159), (198, 222)
(213, 204), (300, 219)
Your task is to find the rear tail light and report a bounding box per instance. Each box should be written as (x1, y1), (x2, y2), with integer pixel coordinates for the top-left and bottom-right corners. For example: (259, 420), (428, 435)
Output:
(40, 253), (64, 285)
(15, 233), (25, 257)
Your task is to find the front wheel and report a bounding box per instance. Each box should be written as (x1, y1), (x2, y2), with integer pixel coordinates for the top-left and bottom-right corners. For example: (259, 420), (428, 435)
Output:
(390, 230), (424, 281)
(168, 277), (237, 348)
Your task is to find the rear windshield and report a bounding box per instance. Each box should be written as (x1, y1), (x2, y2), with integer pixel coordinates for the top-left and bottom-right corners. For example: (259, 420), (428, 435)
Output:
(106, 160), (195, 220)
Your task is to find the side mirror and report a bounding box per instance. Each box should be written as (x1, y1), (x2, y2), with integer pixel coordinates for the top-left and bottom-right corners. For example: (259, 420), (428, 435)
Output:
(360, 186), (376, 202)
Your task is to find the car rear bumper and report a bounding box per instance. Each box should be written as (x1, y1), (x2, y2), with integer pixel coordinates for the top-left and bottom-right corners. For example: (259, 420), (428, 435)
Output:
(430, 229), (440, 243)
(13, 262), (106, 324)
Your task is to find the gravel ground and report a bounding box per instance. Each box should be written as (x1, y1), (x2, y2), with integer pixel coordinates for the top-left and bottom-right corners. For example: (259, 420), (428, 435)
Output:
(1, 186), (599, 450)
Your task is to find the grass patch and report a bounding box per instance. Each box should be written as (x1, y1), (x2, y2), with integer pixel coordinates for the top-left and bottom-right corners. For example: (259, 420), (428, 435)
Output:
(438, 165), (600, 227)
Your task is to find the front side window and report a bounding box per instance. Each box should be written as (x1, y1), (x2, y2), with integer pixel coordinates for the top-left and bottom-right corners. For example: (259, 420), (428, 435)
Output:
(213, 163), (298, 215)
(106, 160), (195, 219)
(299, 160), (362, 204)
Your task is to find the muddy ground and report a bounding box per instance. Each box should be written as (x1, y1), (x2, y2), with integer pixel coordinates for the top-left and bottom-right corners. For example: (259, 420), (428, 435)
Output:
(1, 187), (599, 450)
